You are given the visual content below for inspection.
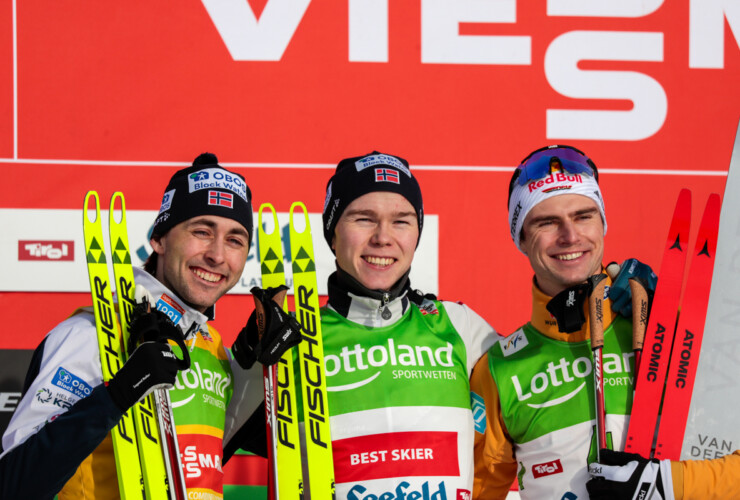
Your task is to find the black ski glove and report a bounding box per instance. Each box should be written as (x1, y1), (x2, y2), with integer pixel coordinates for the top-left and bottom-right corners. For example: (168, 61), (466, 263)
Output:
(106, 341), (181, 411)
(607, 259), (657, 318)
(126, 286), (191, 370)
(587, 449), (670, 500)
(232, 285), (302, 369)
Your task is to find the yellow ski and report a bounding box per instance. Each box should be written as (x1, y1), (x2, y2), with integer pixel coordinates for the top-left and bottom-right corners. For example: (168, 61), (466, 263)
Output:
(258, 203), (304, 500)
(109, 192), (170, 500)
(289, 202), (335, 500)
(83, 191), (143, 499)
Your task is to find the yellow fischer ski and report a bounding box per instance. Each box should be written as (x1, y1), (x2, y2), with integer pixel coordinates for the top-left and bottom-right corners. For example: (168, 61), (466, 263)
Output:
(83, 191), (144, 499)
(258, 203), (304, 500)
(108, 192), (169, 500)
(289, 202), (335, 500)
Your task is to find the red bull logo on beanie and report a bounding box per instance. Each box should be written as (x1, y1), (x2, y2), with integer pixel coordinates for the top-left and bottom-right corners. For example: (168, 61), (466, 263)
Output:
(188, 168), (248, 201)
(528, 172), (583, 193)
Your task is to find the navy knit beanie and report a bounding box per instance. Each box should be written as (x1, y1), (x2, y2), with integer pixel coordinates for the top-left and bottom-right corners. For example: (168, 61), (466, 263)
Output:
(322, 151), (423, 251)
(151, 153), (253, 238)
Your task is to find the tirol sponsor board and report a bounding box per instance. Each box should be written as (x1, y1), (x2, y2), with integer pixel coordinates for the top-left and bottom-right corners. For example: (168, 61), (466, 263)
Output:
(18, 240), (74, 261)
(0, 208), (439, 295)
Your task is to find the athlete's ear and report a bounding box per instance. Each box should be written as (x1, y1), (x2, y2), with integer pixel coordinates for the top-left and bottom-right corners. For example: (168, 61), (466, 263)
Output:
(150, 234), (165, 255)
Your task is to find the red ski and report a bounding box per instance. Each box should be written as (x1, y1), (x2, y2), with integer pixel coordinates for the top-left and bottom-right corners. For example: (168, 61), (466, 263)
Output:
(625, 189), (691, 457)
(653, 193), (721, 460)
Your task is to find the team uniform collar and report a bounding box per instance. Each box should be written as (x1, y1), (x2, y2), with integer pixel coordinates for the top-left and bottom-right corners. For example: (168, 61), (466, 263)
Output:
(530, 269), (617, 343)
(133, 267), (210, 339)
(326, 266), (412, 327)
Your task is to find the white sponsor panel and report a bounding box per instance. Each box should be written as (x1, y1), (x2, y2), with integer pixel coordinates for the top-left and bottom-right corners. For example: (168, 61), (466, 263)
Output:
(0, 209), (438, 295)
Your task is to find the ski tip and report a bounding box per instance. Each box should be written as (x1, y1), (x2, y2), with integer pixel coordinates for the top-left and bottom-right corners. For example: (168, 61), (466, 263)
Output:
(258, 203), (280, 236)
(84, 191), (101, 223)
(289, 201), (310, 233)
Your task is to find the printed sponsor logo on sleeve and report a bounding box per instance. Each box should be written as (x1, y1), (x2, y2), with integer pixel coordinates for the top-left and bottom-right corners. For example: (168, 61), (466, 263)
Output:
(532, 459), (563, 478)
(35, 387), (53, 403)
(52, 367), (93, 398)
(156, 293), (185, 325)
(334, 431), (459, 483)
(470, 391), (486, 434)
(19, 241), (74, 261)
(500, 331), (528, 357)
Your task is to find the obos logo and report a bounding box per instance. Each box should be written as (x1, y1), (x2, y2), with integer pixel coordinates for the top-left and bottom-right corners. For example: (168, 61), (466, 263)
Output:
(159, 189), (176, 212)
(52, 367), (92, 399)
(188, 168), (248, 201)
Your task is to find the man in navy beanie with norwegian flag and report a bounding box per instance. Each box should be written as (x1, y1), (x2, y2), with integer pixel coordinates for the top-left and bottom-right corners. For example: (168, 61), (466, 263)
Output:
(0, 153), (301, 499)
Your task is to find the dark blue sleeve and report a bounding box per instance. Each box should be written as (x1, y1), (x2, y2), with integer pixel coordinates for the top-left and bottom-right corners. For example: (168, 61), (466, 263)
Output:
(0, 384), (122, 499)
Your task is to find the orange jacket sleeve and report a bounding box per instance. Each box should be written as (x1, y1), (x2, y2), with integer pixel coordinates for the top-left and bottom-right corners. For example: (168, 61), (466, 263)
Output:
(672, 449), (740, 499)
(471, 352), (517, 500)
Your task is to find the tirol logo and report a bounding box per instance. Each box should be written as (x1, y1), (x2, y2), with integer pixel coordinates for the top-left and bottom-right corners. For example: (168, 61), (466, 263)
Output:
(457, 490), (472, 500)
(19, 241), (74, 261)
(156, 294), (184, 325)
(172, 361), (232, 409)
(188, 167), (248, 201)
(347, 481), (447, 500)
(527, 172), (583, 193)
(532, 459), (563, 478)
(511, 353), (632, 409)
(52, 367), (92, 399)
(324, 339), (455, 392)
(500, 332), (528, 357)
